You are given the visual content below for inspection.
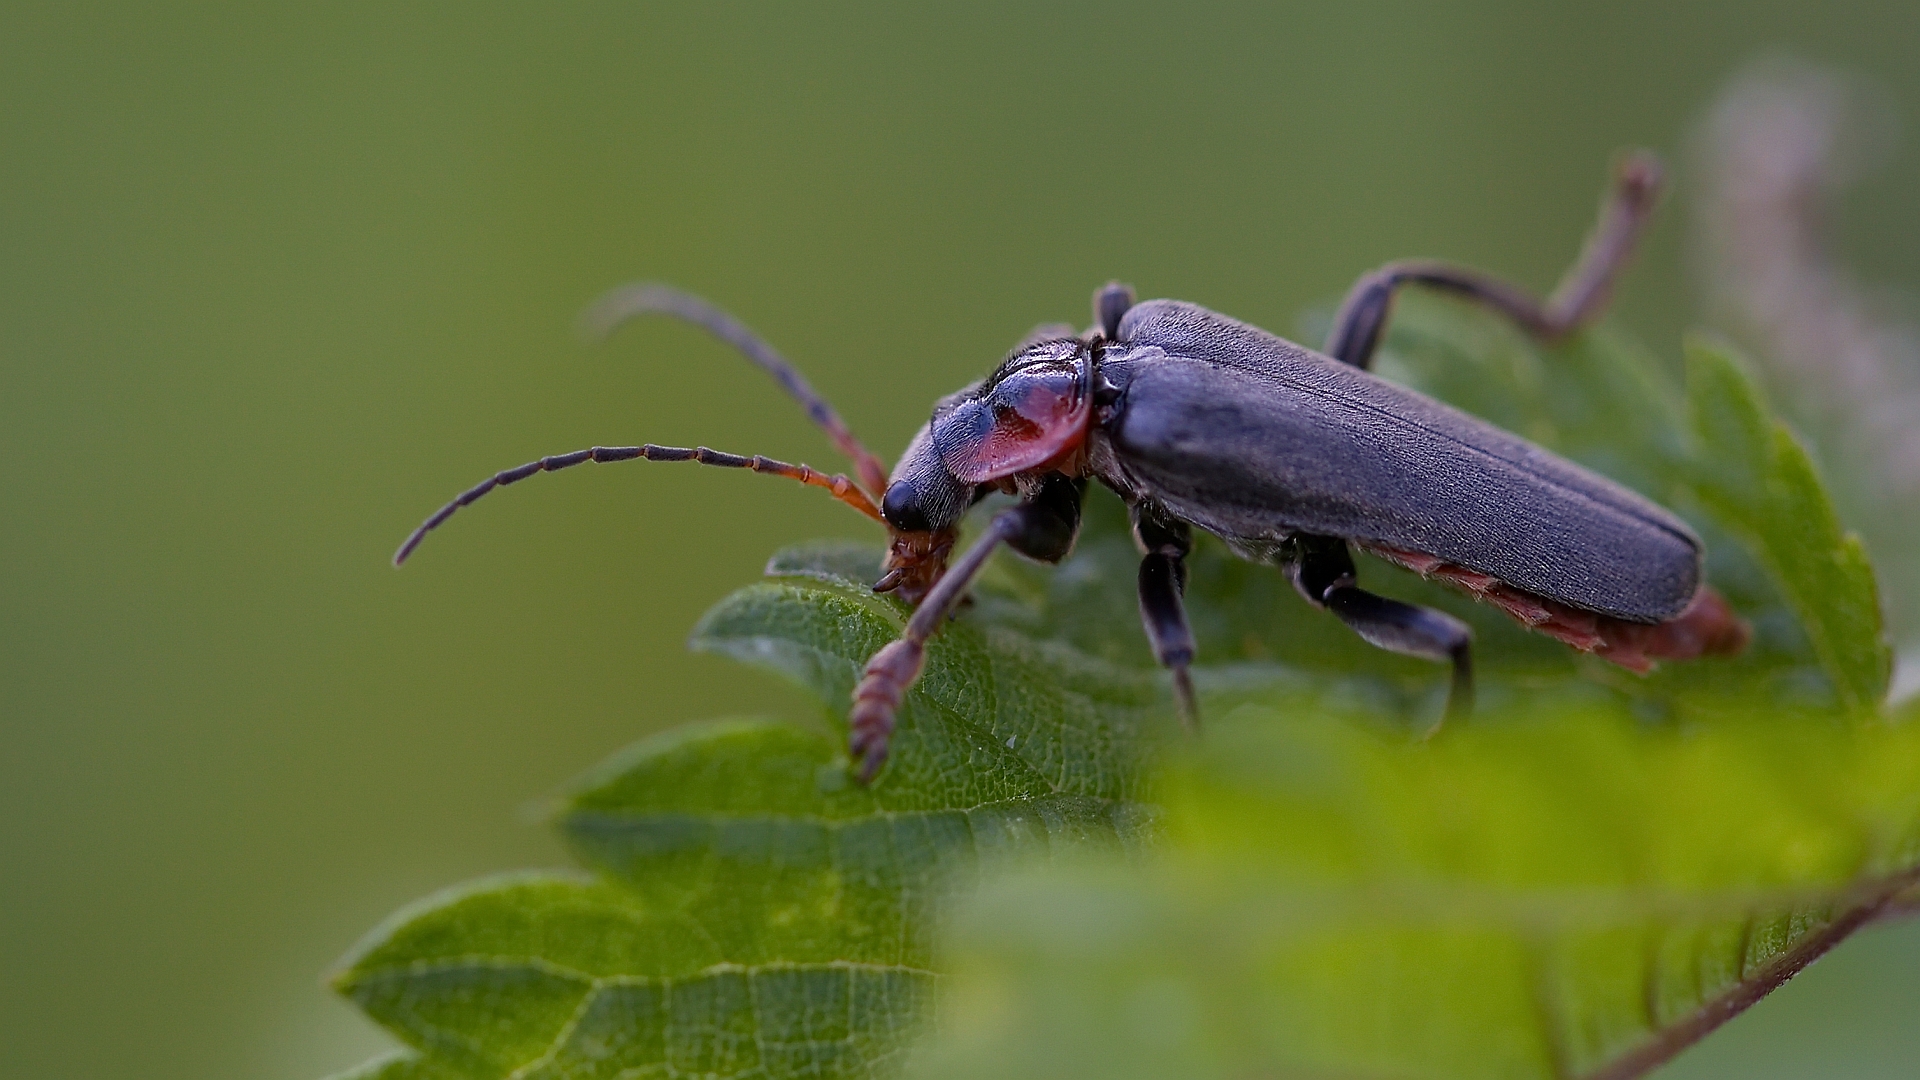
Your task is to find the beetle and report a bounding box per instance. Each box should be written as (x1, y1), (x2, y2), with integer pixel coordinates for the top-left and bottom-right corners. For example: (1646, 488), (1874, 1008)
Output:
(397, 151), (1749, 782)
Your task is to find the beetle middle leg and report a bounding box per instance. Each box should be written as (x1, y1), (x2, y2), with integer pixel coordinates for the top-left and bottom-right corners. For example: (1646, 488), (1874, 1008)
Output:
(1290, 534), (1474, 727)
(1132, 503), (1199, 731)
(1323, 151), (1663, 370)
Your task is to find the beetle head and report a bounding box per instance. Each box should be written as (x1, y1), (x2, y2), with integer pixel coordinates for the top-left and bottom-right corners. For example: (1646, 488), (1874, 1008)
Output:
(868, 390), (966, 602)
(872, 338), (1092, 602)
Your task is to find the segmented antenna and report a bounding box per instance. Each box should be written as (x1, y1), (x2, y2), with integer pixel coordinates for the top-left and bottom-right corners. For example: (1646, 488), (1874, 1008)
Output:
(393, 444), (883, 566)
(580, 283), (892, 499)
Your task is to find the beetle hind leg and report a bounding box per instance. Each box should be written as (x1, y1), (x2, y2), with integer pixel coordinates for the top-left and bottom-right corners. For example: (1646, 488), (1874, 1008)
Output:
(1291, 535), (1474, 729)
(1324, 588), (1475, 728)
(1324, 152), (1663, 370)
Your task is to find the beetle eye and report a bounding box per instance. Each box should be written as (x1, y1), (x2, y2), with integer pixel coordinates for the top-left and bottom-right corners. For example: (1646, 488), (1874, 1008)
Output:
(936, 359), (1090, 484)
(880, 422), (973, 535)
(880, 481), (933, 533)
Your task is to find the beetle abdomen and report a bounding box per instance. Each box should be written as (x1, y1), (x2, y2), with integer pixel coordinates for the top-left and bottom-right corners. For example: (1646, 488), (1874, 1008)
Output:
(1101, 301), (1702, 622)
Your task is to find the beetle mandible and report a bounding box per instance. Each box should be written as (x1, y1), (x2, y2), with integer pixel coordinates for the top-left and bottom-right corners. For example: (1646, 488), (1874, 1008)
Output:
(396, 151), (1749, 782)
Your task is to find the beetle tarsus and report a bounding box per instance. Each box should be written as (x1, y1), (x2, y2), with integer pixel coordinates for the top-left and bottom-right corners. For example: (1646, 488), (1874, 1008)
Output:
(1323, 583), (1477, 729)
(1170, 665), (1199, 734)
(1439, 642), (1474, 736)
(1545, 150), (1664, 329)
(850, 638), (923, 783)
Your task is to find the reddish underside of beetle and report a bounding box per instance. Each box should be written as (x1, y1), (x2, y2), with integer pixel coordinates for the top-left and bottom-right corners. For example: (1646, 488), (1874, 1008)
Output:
(1362, 542), (1752, 672)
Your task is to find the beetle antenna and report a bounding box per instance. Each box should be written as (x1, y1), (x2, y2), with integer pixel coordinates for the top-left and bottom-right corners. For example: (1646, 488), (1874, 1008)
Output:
(580, 283), (892, 499)
(393, 443), (884, 566)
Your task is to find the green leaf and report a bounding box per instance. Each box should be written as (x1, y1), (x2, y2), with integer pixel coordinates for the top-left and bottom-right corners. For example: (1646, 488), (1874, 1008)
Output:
(330, 718), (1154, 1080)
(560, 718), (1154, 965)
(687, 567), (1168, 800)
(333, 871), (936, 1080)
(908, 705), (1920, 1080)
(1680, 337), (1891, 710)
(328, 298), (1900, 1080)
(1367, 299), (1888, 713)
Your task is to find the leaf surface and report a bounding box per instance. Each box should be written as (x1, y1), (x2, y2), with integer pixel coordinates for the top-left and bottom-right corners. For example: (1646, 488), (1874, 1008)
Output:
(1679, 338), (1890, 709)
(333, 711), (1154, 1079)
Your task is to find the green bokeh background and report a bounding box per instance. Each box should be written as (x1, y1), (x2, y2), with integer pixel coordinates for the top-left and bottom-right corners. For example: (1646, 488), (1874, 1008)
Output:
(3, 4), (1917, 1078)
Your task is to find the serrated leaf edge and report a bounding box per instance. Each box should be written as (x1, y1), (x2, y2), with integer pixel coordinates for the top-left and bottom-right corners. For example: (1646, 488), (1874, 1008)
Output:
(1583, 865), (1920, 1080)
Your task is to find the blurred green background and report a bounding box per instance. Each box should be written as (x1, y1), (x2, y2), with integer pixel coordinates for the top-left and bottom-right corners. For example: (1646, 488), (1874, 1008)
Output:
(3, 3), (1917, 1078)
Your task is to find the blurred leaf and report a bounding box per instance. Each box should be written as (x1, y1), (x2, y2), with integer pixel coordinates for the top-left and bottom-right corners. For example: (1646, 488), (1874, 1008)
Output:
(910, 705), (1920, 1080)
(323, 1050), (472, 1080)
(330, 301), (1898, 1080)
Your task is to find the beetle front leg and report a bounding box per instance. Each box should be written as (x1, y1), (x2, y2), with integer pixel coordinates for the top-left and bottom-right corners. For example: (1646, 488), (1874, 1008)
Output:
(1290, 535), (1474, 727)
(849, 496), (1072, 782)
(1133, 504), (1199, 731)
(1324, 152), (1663, 370)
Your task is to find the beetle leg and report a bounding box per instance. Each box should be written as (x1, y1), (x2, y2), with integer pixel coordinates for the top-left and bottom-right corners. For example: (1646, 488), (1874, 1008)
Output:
(1133, 504), (1199, 731)
(849, 497), (1064, 782)
(1290, 535), (1474, 728)
(1324, 152), (1663, 370)
(1094, 281), (1136, 341)
(1138, 556), (1198, 728)
(1325, 589), (1475, 729)
(1006, 475), (1088, 564)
